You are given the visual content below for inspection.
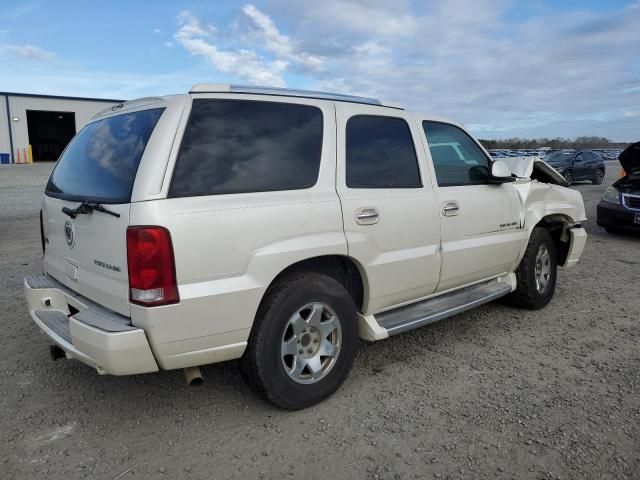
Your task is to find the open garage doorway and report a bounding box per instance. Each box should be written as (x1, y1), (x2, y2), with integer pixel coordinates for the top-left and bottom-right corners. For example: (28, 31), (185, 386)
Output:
(26, 110), (76, 162)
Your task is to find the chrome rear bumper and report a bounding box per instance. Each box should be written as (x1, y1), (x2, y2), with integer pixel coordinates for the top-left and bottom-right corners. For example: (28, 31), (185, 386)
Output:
(24, 274), (158, 375)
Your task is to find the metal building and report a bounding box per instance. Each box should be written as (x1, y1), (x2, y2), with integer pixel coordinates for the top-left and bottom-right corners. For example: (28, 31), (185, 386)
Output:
(0, 92), (123, 164)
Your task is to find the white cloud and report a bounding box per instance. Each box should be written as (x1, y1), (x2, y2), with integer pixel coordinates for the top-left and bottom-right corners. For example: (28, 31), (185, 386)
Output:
(0, 43), (55, 61)
(153, 28), (162, 34)
(175, 10), (287, 86)
(241, 4), (322, 71)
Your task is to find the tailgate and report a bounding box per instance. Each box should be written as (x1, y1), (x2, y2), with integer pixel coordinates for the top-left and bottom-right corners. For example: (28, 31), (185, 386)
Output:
(41, 106), (167, 316)
(43, 197), (131, 315)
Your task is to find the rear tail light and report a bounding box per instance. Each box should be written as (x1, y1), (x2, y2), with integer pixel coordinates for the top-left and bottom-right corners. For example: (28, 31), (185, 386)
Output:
(126, 226), (179, 306)
(39, 210), (45, 254)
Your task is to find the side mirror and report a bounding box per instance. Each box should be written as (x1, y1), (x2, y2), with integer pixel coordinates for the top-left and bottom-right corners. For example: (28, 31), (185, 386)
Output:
(490, 160), (515, 183)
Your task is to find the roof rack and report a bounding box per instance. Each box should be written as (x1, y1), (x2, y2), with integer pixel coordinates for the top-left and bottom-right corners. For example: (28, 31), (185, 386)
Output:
(189, 84), (403, 109)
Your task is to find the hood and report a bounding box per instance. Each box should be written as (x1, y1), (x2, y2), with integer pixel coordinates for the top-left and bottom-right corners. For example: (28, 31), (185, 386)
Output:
(500, 157), (566, 185)
(532, 160), (567, 185)
(619, 142), (640, 175)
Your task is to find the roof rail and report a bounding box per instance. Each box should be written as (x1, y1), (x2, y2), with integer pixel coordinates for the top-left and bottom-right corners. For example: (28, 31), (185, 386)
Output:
(189, 84), (403, 109)
(92, 96), (165, 119)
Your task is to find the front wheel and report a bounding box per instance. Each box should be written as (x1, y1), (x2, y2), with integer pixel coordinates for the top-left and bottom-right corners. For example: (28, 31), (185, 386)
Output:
(241, 273), (358, 409)
(507, 227), (557, 310)
(563, 170), (573, 186)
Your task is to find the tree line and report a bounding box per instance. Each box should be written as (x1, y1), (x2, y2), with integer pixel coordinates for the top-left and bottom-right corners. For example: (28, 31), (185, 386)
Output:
(478, 136), (630, 150)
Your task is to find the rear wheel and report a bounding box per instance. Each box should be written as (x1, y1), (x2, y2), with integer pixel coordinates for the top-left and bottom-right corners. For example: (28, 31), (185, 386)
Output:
(592, 169), (604, 185)
(241, 272), (358, 409)
(507, 227), (557, 310)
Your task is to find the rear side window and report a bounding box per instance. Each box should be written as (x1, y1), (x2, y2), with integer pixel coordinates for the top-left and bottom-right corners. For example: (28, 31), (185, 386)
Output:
(422, 121), (490, 187)
(346, 115), (422, 188)
(46, 108), (164, 203)
(169, 100), (323, 197)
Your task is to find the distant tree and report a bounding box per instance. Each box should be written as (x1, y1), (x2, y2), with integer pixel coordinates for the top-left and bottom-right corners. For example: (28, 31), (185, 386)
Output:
(478, 136), (630, 150)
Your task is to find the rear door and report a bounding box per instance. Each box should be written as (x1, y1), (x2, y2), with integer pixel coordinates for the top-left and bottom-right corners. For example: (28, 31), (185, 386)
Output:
(335, 103), (441, 314)
(42, 106), (167, 316)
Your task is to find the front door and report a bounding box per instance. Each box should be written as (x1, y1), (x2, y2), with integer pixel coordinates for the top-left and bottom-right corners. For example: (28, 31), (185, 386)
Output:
(335, 103), (442, 314)
(420, 120), (527, 292)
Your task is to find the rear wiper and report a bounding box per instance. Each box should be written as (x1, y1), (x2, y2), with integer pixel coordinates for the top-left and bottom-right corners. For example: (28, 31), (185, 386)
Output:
(61, 201), (121, 219)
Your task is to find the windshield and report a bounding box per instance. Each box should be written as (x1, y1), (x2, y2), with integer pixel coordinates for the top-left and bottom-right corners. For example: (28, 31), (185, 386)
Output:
(45, 108), (164, 203)
(545, 151), (573, 163)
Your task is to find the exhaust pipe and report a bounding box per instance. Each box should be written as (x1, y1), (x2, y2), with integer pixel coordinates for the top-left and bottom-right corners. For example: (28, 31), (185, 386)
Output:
(50, 345), (66, 361)
(184, 366), (203, 387)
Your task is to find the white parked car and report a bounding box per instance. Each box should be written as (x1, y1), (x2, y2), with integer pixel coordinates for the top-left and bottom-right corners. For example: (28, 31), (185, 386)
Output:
(24, 85), (587, 409)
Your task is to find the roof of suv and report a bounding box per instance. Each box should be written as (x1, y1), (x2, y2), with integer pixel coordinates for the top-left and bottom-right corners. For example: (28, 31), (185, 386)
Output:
(189, 84), (404, 109)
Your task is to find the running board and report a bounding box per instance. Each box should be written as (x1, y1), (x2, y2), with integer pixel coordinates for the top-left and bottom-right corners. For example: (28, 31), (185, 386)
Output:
(376, 280), (512, 336)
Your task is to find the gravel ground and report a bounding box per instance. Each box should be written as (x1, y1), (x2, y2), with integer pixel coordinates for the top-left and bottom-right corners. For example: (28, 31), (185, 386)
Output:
(0, 162), (638, 480)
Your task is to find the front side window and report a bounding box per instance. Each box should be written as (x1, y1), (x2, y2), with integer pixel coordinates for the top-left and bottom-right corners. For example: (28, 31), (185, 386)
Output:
(169, 100), (323, 197)
(422, 121), (491, 187)
(346, 115), (422, 188)
(45, 108), (165, 203)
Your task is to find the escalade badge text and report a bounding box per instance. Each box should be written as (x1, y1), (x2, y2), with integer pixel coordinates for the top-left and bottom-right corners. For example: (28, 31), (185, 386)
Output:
(64, 219), (75, 248)
(94, 260), (121, 273)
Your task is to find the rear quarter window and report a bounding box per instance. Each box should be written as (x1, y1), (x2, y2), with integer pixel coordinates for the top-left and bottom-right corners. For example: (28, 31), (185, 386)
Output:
(169, 99), (323, 197)
(45, 108), (164, 203)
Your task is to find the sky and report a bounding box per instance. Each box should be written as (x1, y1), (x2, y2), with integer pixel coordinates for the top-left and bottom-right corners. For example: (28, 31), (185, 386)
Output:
(0, 0), (638, 141)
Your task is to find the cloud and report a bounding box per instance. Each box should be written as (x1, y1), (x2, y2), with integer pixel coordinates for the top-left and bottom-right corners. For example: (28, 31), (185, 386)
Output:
(173, 6), (324, 87)
(175, 10), (287, 86)
(174, 0), (639, 140)
(0, 43), (55, 61)
(152, 28), (162, 34)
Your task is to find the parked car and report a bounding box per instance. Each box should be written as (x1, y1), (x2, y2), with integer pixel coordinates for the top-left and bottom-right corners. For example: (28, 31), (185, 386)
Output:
(544, 150), (605, 185)
(23, 85), (587, 409)
(597, 142), (640, 233)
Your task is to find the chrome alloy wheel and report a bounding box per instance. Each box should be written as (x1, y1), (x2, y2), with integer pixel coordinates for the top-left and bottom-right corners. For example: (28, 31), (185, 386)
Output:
(534, 245), (551, 293)
(281, 302), (342, 384)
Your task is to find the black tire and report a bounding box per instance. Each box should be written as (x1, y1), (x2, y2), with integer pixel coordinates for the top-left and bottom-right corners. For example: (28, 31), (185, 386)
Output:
(241, 272), (358, 409)
(605, 227), (621, 235)
(563, 170), (573, 186)
(507, 227), (557, 310)
(592, 169), (604, 185)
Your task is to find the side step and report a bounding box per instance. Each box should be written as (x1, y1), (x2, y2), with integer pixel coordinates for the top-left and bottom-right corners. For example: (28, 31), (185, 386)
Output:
(376, 279), (513, 336)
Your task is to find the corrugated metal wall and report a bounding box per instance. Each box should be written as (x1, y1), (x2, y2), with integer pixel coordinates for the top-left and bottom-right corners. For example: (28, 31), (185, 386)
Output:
(0, 97), (9, 159)
(0, 94), (121, 162)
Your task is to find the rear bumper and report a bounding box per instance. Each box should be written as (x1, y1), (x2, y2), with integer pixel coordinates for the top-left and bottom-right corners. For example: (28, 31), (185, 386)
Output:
(23, 274), (158, 375)
(563, 226), (587, 269)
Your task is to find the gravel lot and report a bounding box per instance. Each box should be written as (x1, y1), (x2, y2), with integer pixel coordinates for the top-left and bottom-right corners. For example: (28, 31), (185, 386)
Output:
(1, 162), (638, 480)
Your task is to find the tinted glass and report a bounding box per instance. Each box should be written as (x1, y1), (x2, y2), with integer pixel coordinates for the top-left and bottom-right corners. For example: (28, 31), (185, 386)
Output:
(46, 108), (164, 203)
(422, 121), (490, 187)
(546, 151), (573, 163)
(346, 116), (421, 188)
(169, 100), (323, 197)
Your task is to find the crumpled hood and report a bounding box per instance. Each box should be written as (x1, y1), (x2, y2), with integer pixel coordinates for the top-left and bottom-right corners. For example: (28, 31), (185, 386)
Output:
(500, 156), (566, 185)
(619, 142), (640, 175)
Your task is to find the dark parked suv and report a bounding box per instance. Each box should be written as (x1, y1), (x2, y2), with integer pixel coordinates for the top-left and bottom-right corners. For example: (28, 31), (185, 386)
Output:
(597, 142), (640, 233)
(544, 150), (605, 185)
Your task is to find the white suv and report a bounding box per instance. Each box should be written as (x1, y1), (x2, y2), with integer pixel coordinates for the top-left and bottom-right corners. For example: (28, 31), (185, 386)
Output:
(24, 84), (587, 409)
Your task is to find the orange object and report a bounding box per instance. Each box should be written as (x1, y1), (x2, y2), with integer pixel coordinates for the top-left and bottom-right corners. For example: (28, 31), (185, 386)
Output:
(620, 168), (626, 177)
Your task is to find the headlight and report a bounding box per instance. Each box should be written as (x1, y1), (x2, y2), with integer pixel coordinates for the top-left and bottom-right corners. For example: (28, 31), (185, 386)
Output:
(602, 186), (620, 204)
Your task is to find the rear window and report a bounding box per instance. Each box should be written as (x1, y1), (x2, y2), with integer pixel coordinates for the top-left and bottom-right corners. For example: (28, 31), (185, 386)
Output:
(45, 108), (164, 203)
(168, 99), (323, 197)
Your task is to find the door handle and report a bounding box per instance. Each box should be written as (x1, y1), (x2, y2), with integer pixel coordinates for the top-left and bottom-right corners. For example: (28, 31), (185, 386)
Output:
(356, 207), (379, 225)
(442, 201), (460, 217)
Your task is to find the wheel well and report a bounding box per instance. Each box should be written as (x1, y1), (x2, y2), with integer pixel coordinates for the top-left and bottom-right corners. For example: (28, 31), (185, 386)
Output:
(266, 255), (365, 312)
(536, 215), (573, 266)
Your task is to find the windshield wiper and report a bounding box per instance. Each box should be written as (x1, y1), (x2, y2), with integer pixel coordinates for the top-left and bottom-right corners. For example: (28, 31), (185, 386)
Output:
(61, 201), (121, 219)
